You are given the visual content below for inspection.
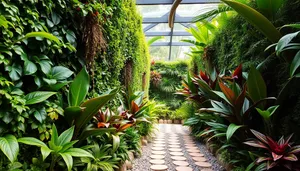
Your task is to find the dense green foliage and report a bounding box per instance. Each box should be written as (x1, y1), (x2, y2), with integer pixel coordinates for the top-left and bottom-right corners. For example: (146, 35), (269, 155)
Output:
(0, 0), (151, 170)
(149, 60), (188, 114)
(184, 0), (300, 170)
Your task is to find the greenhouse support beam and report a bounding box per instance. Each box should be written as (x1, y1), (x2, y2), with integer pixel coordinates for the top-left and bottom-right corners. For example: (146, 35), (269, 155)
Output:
(150, 42), (192, 46)
(136, 0), (220, 5)
(145, 31), (191, 36)
(143, 13), (193, 23)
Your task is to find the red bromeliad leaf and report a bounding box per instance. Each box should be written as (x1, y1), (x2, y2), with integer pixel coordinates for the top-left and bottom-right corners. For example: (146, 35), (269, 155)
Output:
(267, 136), (287, 154)
(131, 101), (139, 114)
(219, 80), (236, 104)
(256, 157), (272, 163)
(118, 124), (132, 132)
(283, 154), (298, 161)
(250, 129), (269, 145)
(272, 152), (283, 161)
(97, 122), (110, 128)
(244, 140), (269, 149)
(200, 71), (210, 84)
(232, 64), (243, 82)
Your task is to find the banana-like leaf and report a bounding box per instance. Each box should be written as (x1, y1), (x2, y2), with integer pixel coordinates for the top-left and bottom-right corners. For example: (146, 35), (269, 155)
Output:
(74, 89), (118, 133)
(222, 0), (281, 43)
(181, 39), (206, 47)
(256, 0), (284, 20)
(247, 65), (267, 107)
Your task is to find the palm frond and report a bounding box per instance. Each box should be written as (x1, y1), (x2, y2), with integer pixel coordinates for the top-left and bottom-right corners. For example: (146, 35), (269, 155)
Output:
(147, 36), (164, 45)
(193, 5), (233, 23)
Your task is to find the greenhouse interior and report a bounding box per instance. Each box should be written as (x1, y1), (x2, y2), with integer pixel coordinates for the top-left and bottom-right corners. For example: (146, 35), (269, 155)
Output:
(1, 0), (300, 170)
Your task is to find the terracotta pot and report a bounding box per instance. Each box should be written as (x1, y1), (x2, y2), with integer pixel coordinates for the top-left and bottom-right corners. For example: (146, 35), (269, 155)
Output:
(158, 119), (164, 123)
(167, 119), (172, 124)
(163, 119), (167, 123)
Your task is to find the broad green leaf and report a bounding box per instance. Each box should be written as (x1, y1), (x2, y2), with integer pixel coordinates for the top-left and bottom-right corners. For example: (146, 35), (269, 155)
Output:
(47, 81), (71, 91)
(41, 146), (52, 161)
(51, 12), (61, 25)
(59, 140), (78, 153)
(23, 32), (60, 44)
(68, 67), (89, 106)
(34, 108), (47, 123)
(0, 135), (19, 163)
(5, 64), (22, 81)
(51, 66), (73, 80)
(64, 148), (94, 158)
(24, 60), (37, 75)
(60, 153), (73, 171)
(64, 106), (85, 125)
(66, 30), (76, 43)
(222, 0), (281, 43)
(226, 123), (243, 141)
(39, 60), (52, 74)
(256, 105), (279, 120)
(18, 137), (47, 147)
(58, 126), (74, 146)
(280, 24), (300, 30)
(43, 78), (57, 85)
(74, 89), (118, 132)
(25, 91), (56, 105)
(276, 31), (300, 56)
(247, 66), (266, 107)
(78, 128), (116, 142)
(290, 51), (300, 77)
(112, 134), (120, 153)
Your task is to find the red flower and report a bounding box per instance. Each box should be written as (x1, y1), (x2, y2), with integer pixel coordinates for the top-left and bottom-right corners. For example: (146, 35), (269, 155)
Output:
(76, 7), (81, 11)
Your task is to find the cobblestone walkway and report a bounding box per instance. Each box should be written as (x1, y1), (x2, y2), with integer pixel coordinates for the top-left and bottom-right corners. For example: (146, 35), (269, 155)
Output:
(132, 124), (224, 171)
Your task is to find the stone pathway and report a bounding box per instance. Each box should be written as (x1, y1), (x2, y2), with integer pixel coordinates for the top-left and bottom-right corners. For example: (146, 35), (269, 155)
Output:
(131, 124), (224, 171)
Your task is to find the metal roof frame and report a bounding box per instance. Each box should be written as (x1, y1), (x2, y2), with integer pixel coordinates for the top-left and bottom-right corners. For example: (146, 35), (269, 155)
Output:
(137, 0), (220, 60)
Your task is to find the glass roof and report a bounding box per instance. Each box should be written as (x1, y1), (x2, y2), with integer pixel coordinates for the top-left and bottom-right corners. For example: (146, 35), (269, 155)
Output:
(136, 0), (220, 61)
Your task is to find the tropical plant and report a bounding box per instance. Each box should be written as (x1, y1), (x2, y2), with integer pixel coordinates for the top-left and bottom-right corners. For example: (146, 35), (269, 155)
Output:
(79, 143), (120, 171)
(123, 128), (142, 155)
(18, 124), (94, 171)
(244, 129), (300, 170)
(64, 67), (118, 141)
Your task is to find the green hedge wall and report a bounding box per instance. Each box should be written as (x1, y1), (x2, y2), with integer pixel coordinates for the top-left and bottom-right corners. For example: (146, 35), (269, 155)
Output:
(150, 60), (188, 110)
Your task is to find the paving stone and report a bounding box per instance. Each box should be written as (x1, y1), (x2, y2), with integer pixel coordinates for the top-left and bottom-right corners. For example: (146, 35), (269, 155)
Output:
(171, 156), (187, 161)
(201, 169), (213, 171)
(150, 155), (165, 159)
(153, 144), (165, 147)
(153, 141), (165, 144)
(170, 152), (184, 156)
(169, 145), (180, 148)
(169, 142), (180, 145)
(150, 165), (168, 171)
(169, 148), (182, 152)
(173, 161), (189, 166)
(150, 160), (165, 164)
(176, 166), (193, 171)
(152, 151), (166, 155)
(187, 149), (200, 153)
(192, 157), (207, 162)
(185, 145), (197, 149)
(195, 161), (212, 168)
(189, 152), (204, 157)
(152, 147), (164, 150)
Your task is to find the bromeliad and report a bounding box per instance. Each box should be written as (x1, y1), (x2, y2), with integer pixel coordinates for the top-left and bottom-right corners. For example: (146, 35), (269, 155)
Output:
(244, 129), (300, 170)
